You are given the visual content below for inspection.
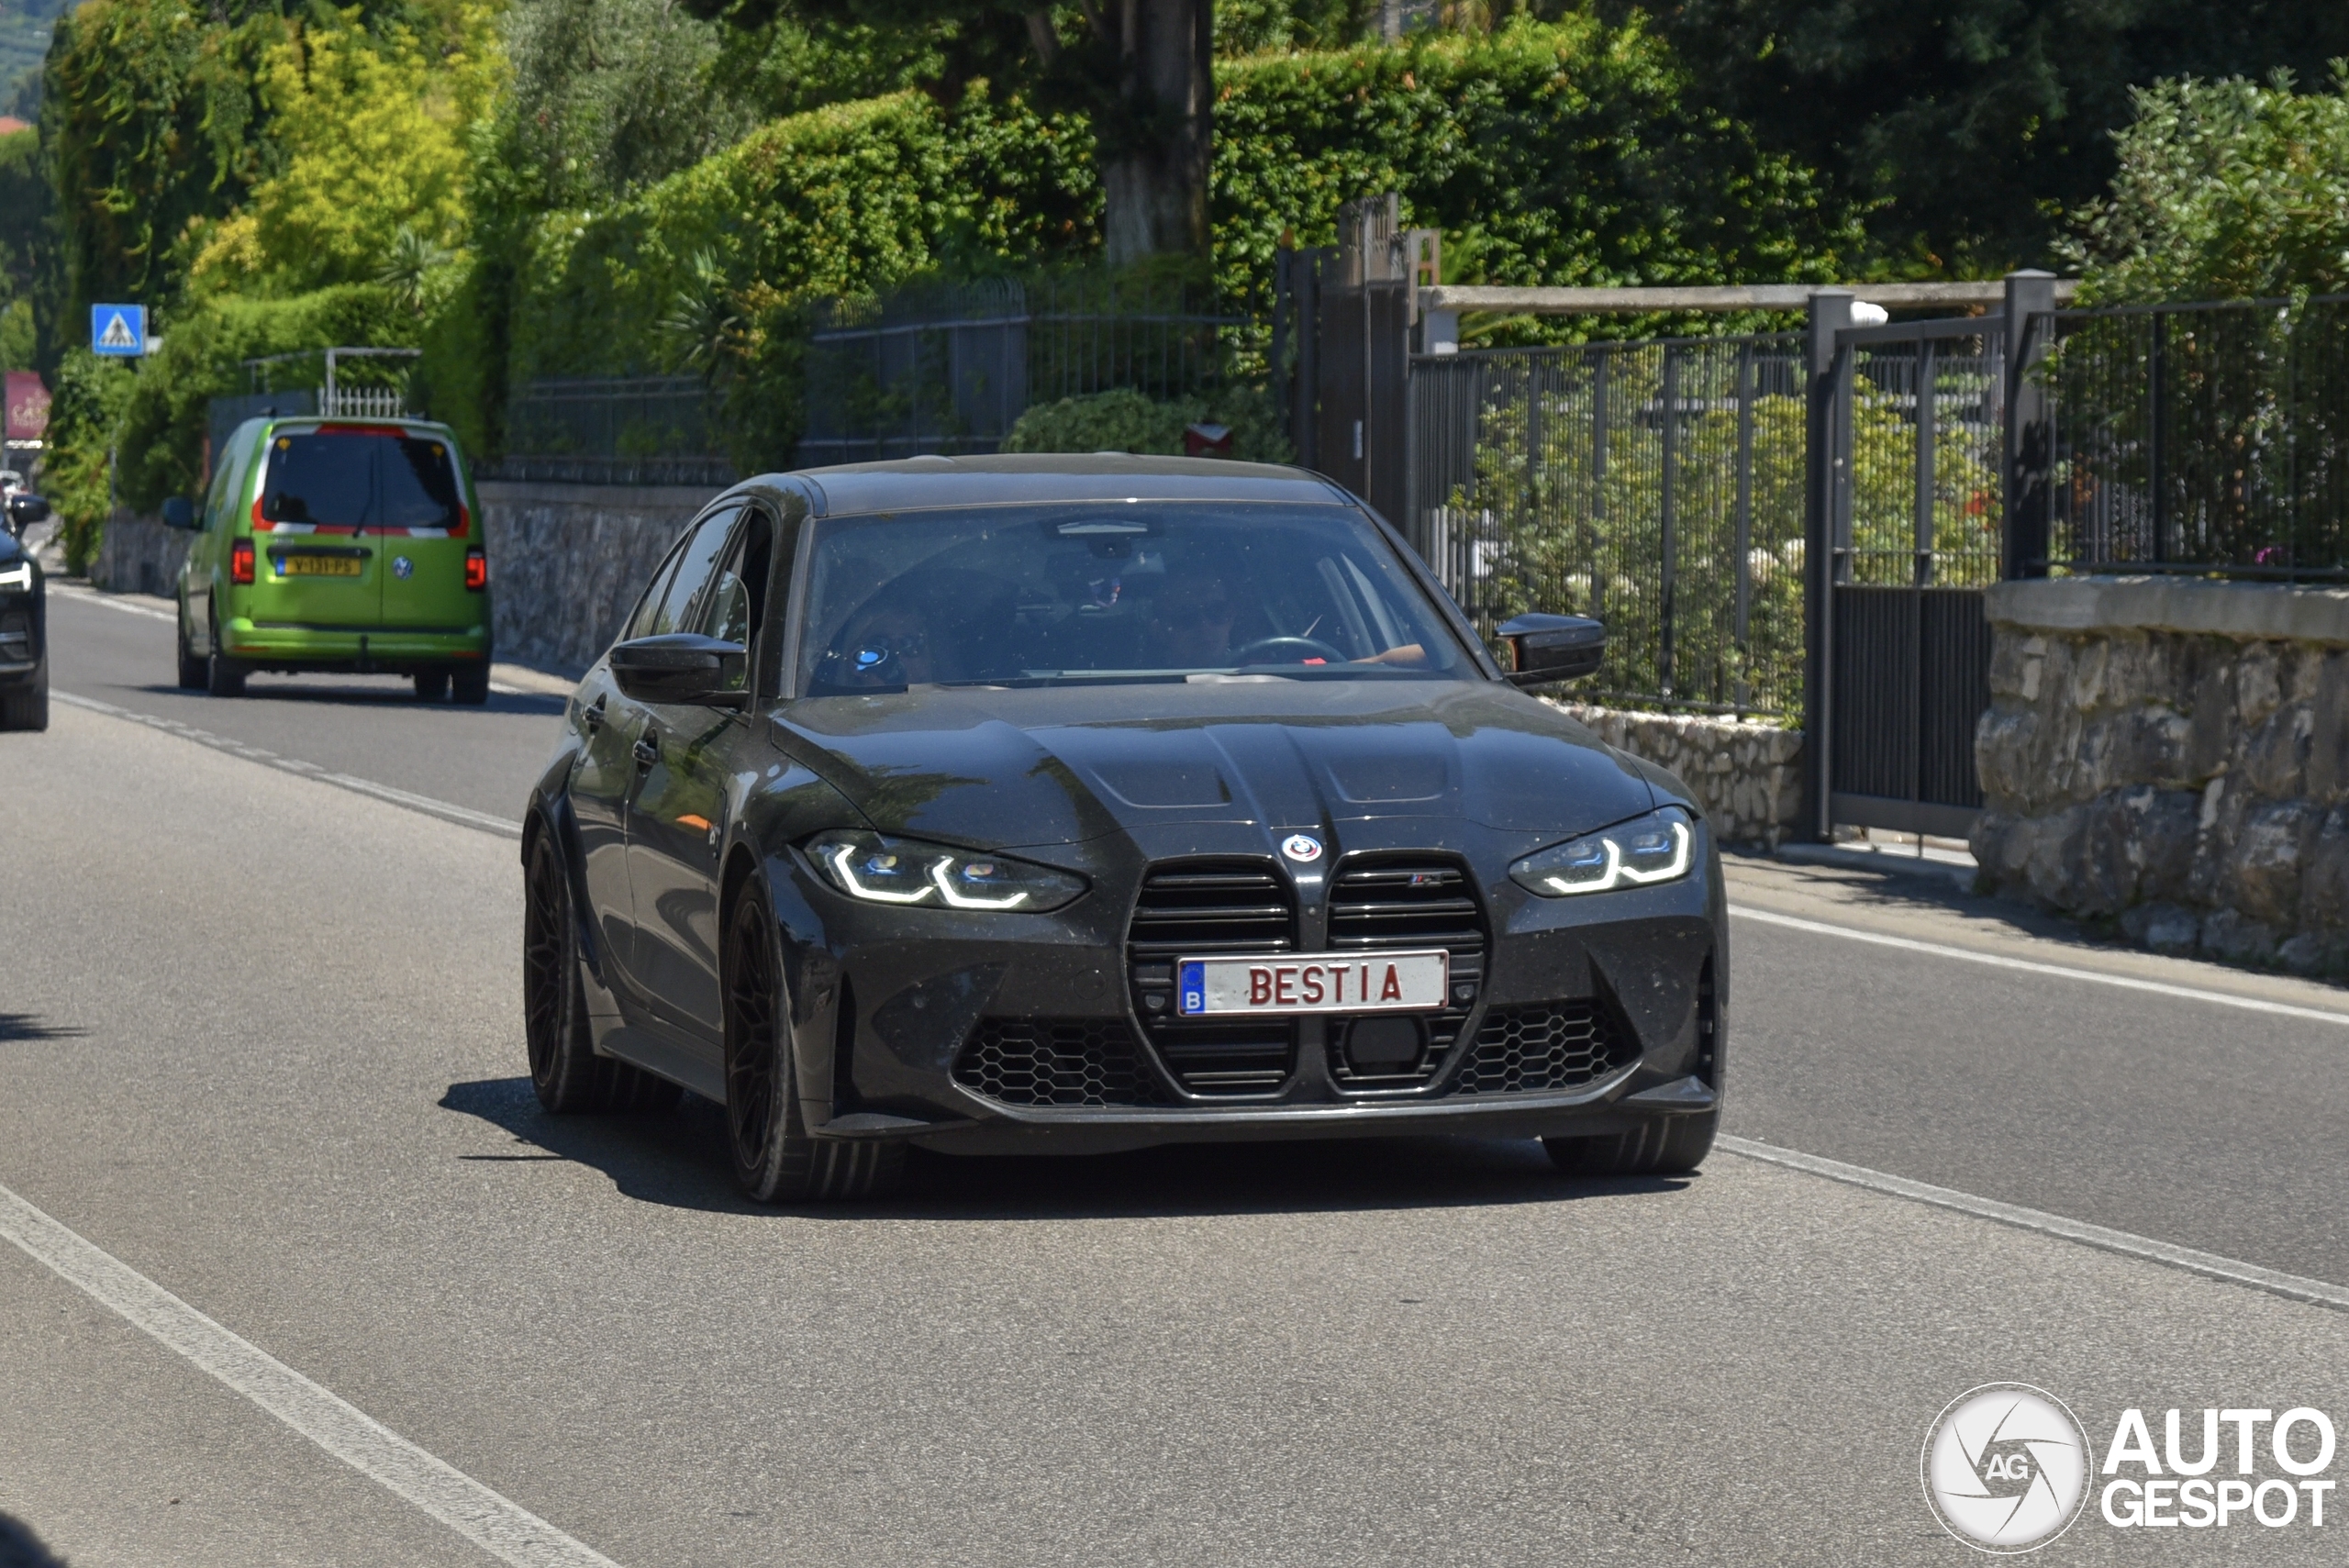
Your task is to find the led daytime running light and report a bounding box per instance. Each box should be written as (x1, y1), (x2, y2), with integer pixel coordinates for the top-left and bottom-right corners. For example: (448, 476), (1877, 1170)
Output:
(0, 562), (31, 592)
(929, 857), (1030, 910)
(825, 843), (933, 905)
(1542, 820), (1691, 896)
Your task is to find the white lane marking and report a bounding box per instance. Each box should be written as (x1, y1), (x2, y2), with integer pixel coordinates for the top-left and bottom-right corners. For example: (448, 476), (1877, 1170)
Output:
(52, 690), (524, 839)
(1719, 1136), (2349, 1313)
(48, 582), (176, 622)
(0, 1179), (626, 1567)
(1730, 904), (2349, 1029)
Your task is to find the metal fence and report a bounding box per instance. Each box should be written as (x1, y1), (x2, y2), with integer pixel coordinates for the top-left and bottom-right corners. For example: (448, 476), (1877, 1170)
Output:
(2032, 296), (2349, 581)
(1841, 327), (2006, 587)
(1407, 334), (1809, 716)
(799, 275), (1251, 465)
(489, 375), (736, 487)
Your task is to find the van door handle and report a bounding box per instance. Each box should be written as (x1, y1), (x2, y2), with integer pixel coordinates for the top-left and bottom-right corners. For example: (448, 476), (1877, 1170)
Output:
(631, 736), (660, 768)
(581, 697), (605, 731)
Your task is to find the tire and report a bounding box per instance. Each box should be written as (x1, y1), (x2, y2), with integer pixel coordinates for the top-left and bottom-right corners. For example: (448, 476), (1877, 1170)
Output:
(176, 612), (206, 689)
(722, 890), (904, 1202)
(0, 671), (46, 731)
(1543, 1110), (1718, 1177)
(523, 828), (682, 1115)
(451, 665), (490, 705)
(206, 614), (246, 697)
(413, 669), (450, 702)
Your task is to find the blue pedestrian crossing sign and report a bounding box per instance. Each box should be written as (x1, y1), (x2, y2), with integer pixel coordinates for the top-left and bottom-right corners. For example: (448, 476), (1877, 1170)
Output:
(91, 304), (146, 356)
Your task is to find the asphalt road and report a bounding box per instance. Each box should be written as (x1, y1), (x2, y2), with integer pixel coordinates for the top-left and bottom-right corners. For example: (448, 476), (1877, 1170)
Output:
(6, 590), (2348, 1566)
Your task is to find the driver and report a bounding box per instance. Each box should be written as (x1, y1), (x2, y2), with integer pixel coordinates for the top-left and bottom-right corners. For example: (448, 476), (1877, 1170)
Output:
(1144, 573), (1238, 669)
(831, 596), (936, 687)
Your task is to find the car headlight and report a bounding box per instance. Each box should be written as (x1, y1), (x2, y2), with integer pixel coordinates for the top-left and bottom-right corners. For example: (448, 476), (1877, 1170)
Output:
(1509, 806), (1696, 897)
(807, 829), (1085, 913)
(0, 561), (31, 593)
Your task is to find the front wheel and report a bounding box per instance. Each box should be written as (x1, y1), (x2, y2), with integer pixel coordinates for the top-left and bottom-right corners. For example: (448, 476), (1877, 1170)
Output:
(1543, 1110), (1718, 1177)
(523, 829), (680, 1115)
(723, 891), (903, 1202)
(0, 669), (46, 731)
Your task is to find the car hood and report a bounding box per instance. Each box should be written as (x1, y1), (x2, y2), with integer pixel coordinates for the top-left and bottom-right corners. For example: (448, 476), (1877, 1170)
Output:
(770, 678), (1655, 849)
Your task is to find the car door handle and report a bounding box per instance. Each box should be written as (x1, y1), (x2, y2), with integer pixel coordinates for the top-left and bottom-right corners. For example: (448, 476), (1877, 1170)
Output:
(632, 736), (659, 768)
(581, 698), (604, 731)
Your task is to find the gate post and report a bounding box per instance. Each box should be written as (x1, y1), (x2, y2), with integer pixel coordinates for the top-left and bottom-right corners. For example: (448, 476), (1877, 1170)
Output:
(1803, 289), (1854, 842)
(2002, 270), (2055, 579)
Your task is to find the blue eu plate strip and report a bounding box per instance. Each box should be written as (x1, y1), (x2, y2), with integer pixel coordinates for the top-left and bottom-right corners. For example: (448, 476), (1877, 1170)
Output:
(1177, 961), (1205, 1017)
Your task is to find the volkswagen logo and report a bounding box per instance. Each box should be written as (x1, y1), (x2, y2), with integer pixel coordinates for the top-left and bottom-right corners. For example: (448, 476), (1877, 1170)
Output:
(1280, 834), (1323, 863)
(392, 555), (414, 579)
(1922, 1384), (2089, 1553)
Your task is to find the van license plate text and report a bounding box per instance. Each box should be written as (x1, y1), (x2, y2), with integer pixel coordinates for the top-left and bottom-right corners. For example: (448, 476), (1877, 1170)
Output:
(278, 555), (362, 577)
(1174, 951), (1450, 1017)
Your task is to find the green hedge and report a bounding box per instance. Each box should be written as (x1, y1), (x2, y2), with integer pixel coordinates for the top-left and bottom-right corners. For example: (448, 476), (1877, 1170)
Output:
(449, 17), (1854, 465)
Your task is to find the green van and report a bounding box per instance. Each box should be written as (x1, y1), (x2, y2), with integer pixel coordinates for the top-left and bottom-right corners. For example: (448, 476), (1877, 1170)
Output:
(172, 416), (493, 701)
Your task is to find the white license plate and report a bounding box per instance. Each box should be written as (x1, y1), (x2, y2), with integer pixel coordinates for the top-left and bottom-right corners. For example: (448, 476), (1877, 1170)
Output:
(1175, 951), (1451, 1017)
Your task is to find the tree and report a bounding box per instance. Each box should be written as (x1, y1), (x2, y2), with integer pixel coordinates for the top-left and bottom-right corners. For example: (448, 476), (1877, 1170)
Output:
(1595, 0), (2349, 273)
(680, 0), (1217, 264)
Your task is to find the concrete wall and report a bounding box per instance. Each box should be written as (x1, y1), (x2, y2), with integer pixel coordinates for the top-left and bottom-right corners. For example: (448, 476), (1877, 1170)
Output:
(1972, 576), (2349, 973)
(84, 482), (718, 675)
(1550, 700), (1806, 850)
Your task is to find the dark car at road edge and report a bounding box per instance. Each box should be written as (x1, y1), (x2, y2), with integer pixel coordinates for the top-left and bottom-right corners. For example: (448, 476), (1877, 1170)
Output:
(522, 456), (1727, 1200)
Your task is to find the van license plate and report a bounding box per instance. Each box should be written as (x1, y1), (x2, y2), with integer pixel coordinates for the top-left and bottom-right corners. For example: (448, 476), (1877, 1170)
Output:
(1175, 951), (1450, 1017)
(279, 555), (362, 577)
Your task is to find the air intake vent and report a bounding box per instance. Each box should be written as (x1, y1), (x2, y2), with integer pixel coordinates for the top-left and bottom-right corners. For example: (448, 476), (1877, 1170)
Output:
(1453, 1001), (1635, 1094)
(1326, 857), (1486, 1084)
(1126, 860), (1297, 1095)
(953, 1018), (1156, 1107)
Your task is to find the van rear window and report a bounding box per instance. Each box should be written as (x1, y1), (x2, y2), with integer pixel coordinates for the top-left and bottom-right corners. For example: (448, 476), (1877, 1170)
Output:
(260, 430), (462, 530)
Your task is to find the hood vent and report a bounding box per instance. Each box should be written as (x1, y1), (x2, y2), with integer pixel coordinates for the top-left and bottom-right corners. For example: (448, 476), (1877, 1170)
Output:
(1126, 859), (1297, 1095)
(1326, 857), (1487, 1086)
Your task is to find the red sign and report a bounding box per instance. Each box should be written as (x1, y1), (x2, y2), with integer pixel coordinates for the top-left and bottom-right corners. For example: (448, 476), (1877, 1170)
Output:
(6, 372), (48, 442)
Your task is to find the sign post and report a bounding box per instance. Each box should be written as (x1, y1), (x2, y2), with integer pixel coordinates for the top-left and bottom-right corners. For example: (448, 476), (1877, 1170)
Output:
(91, 305), (147, 357)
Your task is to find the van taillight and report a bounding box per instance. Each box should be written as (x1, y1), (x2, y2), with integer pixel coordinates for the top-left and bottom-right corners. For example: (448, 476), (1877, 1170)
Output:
(464, 546), (486, 591)
(231, 539), (256, 584)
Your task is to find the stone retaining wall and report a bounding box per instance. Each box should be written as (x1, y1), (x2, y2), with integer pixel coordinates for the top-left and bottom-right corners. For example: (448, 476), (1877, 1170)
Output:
(1972, 576), (2349, 973)
(1548, 700), (1806, 849)
(90, 509), (186, 597)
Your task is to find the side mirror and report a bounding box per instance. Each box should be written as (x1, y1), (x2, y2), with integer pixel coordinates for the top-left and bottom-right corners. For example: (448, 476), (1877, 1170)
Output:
(1497, 613), (1606, 688)
(9, 493), (51, 525)
(609, 633), (749, 707)
(159, 496), (194, 530)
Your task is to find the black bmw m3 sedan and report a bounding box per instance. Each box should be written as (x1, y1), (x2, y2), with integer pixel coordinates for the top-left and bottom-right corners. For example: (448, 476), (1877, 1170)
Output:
(523, 456), (1726, 1200)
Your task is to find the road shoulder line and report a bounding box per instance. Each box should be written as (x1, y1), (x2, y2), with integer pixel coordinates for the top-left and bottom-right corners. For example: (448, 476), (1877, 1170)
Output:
(0, 1178), (624, 1568)
(52, 690), (524, 840)
(1729, 904), (2349, 1029)
(1719, 1135), (2349, 1314)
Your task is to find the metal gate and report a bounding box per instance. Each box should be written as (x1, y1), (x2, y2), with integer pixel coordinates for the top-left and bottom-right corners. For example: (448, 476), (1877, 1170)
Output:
(1806, 307), (2011, 839)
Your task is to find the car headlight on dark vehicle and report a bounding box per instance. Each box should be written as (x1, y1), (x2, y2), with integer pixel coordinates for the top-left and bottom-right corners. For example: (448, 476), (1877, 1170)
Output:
(807, 829), (1086, 912)
(0, 561), (32, 594)
(1509, 806), (1696, 897)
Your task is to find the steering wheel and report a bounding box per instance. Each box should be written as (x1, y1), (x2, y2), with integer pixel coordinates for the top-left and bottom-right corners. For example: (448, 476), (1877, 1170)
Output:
(1229, 635), (1351, 667)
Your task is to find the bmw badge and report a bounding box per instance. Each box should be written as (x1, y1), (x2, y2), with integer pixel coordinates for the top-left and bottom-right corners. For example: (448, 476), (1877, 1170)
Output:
(1280, 833), (1324, 863)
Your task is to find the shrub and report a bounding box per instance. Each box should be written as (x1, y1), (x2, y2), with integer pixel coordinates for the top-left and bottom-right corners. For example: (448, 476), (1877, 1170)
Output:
(1003, 385), (1292, 462)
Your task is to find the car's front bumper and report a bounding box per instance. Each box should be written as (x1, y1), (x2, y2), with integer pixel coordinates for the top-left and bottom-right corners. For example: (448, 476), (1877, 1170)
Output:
(772, 820), (1729, 1156)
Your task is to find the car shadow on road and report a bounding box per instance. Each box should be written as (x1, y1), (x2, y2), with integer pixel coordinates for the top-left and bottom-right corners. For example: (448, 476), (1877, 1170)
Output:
(0, 1013), (85, 1042)
(438, 1075), (1698, 1220)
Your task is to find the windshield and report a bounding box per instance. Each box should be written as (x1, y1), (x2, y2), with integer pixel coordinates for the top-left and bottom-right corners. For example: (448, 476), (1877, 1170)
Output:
(260, 428), (462, 531)
(796, 503), (1470, 695)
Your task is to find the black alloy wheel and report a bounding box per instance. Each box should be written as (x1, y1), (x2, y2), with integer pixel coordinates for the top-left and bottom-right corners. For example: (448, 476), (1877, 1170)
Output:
(1543, 1110), (1718, 1177)
(413, 670), (450, 702)
(722, 890), (904, 1202)
(451, 665), (490, 705)
(0, 665), (44, 730)
(175, 606), (206, 689)
(205, 609), (246, 697)
(523, 828), (681, 1115)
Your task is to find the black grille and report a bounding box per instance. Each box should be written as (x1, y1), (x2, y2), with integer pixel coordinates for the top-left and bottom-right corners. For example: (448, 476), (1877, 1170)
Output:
(1126, 860), (1297, 1095)
(1453, 1002), (1634, 1094)
(953, 1018), (1155, 1106)
(1327, 857), (1487, 1084)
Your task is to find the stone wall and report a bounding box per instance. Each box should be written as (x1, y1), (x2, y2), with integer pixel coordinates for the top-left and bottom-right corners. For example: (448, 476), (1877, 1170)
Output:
(1548, 700), (1806, 849)
(1972, 576), (2349, 973)
(90, 510), (187, 597)
(476, 481), (715, 673)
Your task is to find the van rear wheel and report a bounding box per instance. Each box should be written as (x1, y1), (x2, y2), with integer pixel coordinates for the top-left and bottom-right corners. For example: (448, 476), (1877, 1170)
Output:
(175, 611), (206, 689)
(413, 670), (449, 702)
(451, 665), (490, 705)
(205, 613), (246, 697)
